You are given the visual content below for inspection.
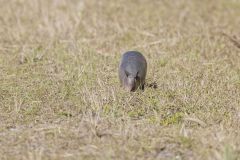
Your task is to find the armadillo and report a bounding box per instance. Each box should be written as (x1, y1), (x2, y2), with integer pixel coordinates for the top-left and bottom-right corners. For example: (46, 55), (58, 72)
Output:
(119, 51), (147, 92)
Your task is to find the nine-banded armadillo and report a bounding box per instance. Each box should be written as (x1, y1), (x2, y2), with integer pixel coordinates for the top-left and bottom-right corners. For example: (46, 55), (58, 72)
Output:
(119, 51), (147, 92)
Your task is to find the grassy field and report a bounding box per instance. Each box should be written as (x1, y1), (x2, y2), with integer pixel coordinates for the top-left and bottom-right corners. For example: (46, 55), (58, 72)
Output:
(0, 0), (240, 159)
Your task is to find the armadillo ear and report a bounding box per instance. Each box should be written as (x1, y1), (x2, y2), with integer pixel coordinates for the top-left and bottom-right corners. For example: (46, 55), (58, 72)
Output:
(135, 71), (139, 80)
(136, 71), (139, 77)
(125, 70), (129, 77)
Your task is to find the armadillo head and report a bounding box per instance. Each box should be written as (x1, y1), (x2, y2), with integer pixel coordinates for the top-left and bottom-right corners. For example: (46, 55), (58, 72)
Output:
(125, 71), (140, 92)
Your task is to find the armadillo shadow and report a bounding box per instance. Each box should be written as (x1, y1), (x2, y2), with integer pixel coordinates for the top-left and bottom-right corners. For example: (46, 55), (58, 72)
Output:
(145, 81), (158, 89)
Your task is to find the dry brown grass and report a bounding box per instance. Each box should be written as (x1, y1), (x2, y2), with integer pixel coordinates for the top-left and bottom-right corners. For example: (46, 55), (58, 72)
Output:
(0, 0), (240, 159)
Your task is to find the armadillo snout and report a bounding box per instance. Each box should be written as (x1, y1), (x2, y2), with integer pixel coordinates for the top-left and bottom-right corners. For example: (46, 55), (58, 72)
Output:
(124, 76), (141, 92)
(125, 77), (136, 92)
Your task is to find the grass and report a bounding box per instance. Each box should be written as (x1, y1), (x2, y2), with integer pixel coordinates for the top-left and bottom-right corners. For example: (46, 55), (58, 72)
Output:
(0, 0), (240, 159)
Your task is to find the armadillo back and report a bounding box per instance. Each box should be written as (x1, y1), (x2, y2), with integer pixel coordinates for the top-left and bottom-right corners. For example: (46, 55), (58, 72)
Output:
(119, 51), (147, 84)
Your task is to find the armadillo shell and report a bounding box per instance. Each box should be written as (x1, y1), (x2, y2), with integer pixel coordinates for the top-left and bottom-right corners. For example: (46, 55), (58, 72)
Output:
(119, 51), (147, 87)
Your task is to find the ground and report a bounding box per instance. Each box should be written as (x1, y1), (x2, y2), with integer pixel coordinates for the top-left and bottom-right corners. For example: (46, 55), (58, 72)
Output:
(0, 0), (240, 159)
